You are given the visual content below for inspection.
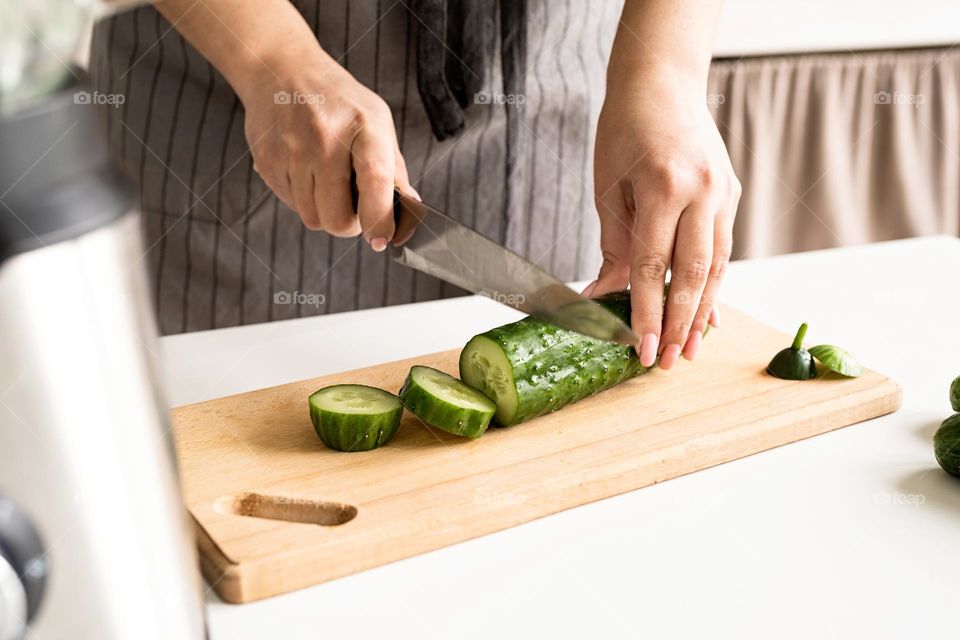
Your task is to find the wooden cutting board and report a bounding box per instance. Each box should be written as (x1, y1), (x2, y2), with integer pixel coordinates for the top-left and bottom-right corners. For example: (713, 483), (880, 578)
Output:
(172, 306), (901, 603)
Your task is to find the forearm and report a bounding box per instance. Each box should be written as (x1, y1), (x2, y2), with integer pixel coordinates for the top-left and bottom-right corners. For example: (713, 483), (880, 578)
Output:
(153, 0), (336, 102)
(607, 0), (722, 90)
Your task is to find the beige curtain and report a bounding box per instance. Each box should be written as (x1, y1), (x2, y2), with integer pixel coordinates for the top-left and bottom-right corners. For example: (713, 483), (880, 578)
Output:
(708, 46), (960, 259)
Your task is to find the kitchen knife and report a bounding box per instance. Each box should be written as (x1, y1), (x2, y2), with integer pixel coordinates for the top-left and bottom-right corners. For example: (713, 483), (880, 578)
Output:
(390, 190), (640, 347)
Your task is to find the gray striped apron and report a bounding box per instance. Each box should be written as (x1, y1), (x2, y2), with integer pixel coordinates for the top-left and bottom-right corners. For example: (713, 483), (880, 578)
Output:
(89, 0), (621, 334)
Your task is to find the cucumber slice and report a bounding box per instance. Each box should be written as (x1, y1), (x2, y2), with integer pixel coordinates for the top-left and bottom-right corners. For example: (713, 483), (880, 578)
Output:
(459, 335), (519, 426)
(399, 366), (496, 438)
(459, 290), (648, 427)
(308, 384), (402, 452)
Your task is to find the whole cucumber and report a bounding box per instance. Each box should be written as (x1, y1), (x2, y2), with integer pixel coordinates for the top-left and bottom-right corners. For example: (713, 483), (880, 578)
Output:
(934, 413), (960, 478)
(459, 291), (649, 426)
(950, 375), (960, 412)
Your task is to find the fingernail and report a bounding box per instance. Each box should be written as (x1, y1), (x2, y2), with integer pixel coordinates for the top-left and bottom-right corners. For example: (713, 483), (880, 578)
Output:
(639, 333), (659, 368)
(683, 330), (702, 360)
(370, 237), (388, 252)
(581, 281), (597, 298)
(659, 343), (681, 370)
(709, 306), (720, 328)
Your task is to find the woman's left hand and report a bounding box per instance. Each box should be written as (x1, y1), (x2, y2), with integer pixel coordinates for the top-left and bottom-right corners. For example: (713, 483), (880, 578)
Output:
(586, 68), (740, 371)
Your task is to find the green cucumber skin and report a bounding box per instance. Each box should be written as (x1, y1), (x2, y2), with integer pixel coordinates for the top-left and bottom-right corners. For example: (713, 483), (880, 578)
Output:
(460, 291), (648, 427)
(950, 375), (960, 412)
(934, 413), (960, 478)
(399, 369), (494, 438)
(309, 397), (402, 452)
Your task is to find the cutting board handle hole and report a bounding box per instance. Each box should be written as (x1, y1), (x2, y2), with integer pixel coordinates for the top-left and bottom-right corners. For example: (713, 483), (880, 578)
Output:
(214, 492), (357, 526)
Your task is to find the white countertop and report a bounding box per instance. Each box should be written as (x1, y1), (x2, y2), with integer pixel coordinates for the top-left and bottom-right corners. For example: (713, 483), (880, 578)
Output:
(714, 0), (960, 57)
(164, 236), (959, 640)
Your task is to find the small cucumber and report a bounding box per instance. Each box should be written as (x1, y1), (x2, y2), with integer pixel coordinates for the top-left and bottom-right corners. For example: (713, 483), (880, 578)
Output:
(399, 366), (495, 438)
(950, 375), (960, 412)
(934, 413), (960, 478)
(309, 384), (402, 452)
(809, 344), (862, 377)
(766, 323), (817, 380)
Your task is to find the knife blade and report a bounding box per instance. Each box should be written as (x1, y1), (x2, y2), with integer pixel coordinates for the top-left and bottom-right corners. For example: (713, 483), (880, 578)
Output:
(389, 190), (640, 347)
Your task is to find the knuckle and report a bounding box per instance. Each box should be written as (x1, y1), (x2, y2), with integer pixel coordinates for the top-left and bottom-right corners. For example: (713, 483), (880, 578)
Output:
(362, 95), (392, 121)
(280, 131), (303, 156)
(710, 254), (729, 279)
(601, 249), (625, 269)
(694, 164), (714, 189)
(680, 256), (710, 283)
(670, 318), (692, 338)
(347, 108), (370, 134)
(633, 254), (669, 283)
(647, 159), (689, 201)
(307, 113), (334, 145)
(349, 99), (390, 133)
(362, 163), (394, 184)
(323, 215), (360, 237)
(631, 303), (662, 325)
(301, 215), (323, 231)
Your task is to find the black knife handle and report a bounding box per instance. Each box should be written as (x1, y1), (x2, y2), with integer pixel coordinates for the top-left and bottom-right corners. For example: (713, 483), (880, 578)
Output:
(349, 172), (401, 223)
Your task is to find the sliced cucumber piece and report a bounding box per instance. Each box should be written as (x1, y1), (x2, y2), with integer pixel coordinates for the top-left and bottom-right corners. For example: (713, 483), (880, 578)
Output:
(399, 366), (496, 438)
(809, 344), (862, 377)
(308, 384), (402, 452)
(458, 335), (519, 427)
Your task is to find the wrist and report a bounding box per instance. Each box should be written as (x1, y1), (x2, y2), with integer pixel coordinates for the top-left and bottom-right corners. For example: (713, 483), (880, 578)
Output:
(231, 38), (335, 106)
(607, 59), (707, 100)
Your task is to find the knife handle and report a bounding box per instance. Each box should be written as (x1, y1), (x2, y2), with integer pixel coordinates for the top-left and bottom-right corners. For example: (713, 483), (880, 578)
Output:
(349, 172), (401, 224)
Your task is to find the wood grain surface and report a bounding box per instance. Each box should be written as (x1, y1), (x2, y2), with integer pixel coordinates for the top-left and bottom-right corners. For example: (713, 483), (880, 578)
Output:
(171, 306), (901, 603)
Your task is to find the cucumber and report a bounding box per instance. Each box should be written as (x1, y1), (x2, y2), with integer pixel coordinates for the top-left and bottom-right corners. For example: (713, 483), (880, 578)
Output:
(399, 366), (496, 438)
(459, 291), (648, 427)
(950, 375), (960, 412)
(934, 413), (960, 478)
(308, 384), (402, 452)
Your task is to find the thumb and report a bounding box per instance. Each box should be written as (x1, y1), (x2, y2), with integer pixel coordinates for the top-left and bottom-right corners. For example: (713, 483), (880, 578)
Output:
(585, 192), (633, 298)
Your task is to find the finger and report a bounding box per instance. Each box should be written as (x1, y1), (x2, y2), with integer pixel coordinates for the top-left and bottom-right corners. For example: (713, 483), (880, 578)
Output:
(627, 189), (682, 368)
(314, 162), (360, 238)
(708, 305), (720, 328)
(392, 148), (421, 246)
(659, 201), (714, 370)
(588, 189), (633, 299)
(257, 165), (296, 213)
(684, 209), (732, 359)
(352, 127), (397, 250)
(290, 163), (320, 229)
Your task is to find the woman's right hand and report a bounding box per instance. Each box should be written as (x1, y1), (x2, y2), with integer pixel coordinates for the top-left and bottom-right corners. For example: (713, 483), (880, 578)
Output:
(237, 52), (418, 250)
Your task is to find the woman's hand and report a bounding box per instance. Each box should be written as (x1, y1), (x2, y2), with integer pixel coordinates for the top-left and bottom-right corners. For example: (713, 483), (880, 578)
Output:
(154, 0), (418, 250)
(239, 55), (418, 249)
(587, 68), (740, 370)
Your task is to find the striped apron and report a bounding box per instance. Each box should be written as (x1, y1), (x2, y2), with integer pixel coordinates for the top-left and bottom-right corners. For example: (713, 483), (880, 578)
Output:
(89, 0), (621, 334)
